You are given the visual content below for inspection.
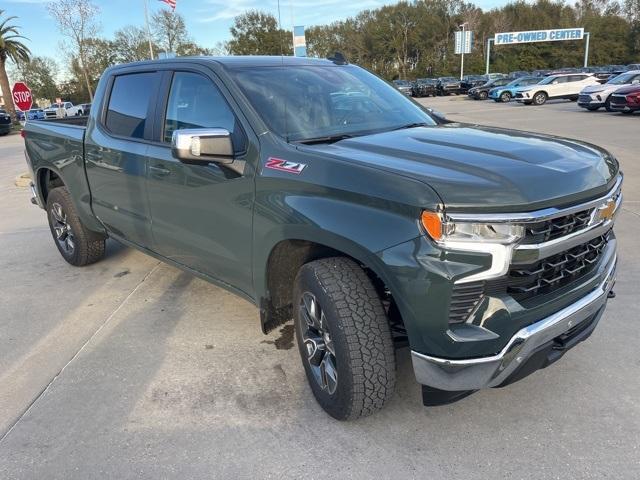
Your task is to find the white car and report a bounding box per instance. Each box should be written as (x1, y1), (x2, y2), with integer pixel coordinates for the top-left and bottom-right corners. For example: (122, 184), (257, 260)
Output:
(43, 101), (84, 119)
(578, 70), (640, 111)
(514, 73), (599, 105)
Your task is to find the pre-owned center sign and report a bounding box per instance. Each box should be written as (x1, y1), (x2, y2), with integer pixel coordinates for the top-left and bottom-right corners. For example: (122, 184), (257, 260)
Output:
(494, 28), (584, 45)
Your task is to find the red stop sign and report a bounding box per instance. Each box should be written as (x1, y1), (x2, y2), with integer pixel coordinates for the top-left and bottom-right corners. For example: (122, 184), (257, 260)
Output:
(12, 82), (33, 112)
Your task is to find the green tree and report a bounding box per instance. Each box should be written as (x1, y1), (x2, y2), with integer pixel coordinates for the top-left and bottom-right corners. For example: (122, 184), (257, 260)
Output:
(227, 11), (292, 55)
(68, 38), (117, 101)
(114, 26), (155, 63)
(47, 0), (100, 101)
(0, 10), (31, 123)
(11, 56), (59, 104)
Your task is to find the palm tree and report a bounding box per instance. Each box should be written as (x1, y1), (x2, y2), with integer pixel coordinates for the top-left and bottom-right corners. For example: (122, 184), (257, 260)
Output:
(0, 10), (31, 123)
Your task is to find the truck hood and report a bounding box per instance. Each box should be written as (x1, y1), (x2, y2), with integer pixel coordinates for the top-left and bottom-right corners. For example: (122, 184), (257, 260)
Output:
(308, 124), (618, 212)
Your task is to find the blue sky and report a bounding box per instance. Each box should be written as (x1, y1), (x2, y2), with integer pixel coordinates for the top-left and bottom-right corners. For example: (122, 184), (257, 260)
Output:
(5, 0), (504, 76)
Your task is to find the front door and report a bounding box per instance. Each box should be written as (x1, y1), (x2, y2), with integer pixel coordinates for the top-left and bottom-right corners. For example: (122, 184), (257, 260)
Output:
(145, 70), (255, 297)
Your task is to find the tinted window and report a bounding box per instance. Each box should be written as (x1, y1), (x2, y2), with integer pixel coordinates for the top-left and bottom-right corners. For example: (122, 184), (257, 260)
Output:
(164, 72), (237, 143)
(106, 72), (158, 139)
(568, 75), (585, 82)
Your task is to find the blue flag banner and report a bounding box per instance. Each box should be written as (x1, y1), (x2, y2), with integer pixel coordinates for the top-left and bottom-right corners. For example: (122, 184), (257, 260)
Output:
(293, 25), (307, 57)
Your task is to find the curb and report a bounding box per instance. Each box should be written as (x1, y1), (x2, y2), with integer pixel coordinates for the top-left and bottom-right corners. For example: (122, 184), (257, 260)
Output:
(15, 172), (31, 188)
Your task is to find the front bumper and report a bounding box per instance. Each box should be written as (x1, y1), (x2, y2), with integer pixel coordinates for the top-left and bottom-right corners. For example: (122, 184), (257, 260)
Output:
(411, 251), (616, 391)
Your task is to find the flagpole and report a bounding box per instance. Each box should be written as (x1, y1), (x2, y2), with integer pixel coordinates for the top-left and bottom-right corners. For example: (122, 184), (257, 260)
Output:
(143, 0), (154, 59)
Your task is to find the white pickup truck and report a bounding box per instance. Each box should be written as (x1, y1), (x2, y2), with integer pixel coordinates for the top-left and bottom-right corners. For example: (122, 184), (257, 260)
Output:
(43, 101), (84, 119)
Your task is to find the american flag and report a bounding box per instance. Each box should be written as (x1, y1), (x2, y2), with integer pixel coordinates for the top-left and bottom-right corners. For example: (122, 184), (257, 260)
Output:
(159, 0), (176, 9)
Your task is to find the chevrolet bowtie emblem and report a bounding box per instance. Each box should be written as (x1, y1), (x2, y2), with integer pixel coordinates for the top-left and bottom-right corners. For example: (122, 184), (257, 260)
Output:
(593, 198), (617, 224)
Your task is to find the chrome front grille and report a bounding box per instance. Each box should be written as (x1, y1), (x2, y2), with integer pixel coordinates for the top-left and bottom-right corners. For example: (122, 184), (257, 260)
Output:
(521, 208), (593, 244)
(502, 231), (611, 302)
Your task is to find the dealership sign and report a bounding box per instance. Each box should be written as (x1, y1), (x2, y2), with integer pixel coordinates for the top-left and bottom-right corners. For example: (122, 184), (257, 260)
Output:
(494, 28), (584, 45)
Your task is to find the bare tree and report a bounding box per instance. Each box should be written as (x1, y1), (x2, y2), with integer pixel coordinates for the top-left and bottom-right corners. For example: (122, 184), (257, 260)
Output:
(47, 0), (99, 101)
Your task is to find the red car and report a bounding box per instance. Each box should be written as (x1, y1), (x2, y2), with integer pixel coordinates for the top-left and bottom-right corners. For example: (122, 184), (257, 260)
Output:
(609, 84), (640, 114)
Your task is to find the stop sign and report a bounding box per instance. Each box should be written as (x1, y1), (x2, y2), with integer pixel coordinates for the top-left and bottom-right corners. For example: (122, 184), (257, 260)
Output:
(12, 82), (33, 112)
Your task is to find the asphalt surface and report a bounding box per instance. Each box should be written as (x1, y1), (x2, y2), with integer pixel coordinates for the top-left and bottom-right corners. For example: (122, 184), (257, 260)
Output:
(1, 98), (639, 479)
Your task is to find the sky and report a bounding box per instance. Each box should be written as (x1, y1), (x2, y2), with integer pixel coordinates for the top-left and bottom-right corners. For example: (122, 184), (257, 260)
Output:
(4, 0), (505, 73)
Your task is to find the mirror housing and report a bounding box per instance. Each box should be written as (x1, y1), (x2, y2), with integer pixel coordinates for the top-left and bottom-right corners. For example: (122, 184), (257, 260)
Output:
(171, 128), (234, 164)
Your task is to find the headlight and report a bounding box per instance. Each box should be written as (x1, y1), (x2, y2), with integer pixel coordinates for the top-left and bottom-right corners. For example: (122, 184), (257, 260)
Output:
(421, 211), (524, 245)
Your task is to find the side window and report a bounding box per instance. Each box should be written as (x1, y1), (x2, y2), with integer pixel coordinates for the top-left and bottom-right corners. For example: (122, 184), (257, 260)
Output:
(554, 76), (568, 84)
(105, 72), (159, 139)
(568, 75), (583, 82)
(164, 72), (238, 144)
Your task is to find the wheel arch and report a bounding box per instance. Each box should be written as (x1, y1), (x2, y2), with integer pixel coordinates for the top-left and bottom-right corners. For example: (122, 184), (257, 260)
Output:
(257, 231), (400, 334)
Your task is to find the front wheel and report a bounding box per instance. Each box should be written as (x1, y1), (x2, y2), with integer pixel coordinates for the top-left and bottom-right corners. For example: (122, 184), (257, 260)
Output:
(532, 92), (547, 105)
(46, 187), (106, 266)
(605, 97), (613, 112)
(500, 91), (512, 102)
(478, 91), (488, 100)
(293, 257), (396, 420)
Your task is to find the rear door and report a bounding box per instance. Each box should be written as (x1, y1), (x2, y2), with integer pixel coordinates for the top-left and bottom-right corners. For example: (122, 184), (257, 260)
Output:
(85, 70), (161, 247)
(145, 67), (256, 297)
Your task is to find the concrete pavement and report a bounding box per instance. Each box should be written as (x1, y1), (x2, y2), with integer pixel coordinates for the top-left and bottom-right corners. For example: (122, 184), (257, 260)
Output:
(1, 100), (638, 479)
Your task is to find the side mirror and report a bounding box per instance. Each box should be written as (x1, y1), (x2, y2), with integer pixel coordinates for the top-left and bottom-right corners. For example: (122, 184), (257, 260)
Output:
(426, 107), (450, 124)
(171, 128), (234, 165)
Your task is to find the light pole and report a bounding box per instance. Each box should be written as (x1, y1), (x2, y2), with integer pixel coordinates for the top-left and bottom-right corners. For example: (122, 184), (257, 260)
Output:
(460, 23), (468, 81)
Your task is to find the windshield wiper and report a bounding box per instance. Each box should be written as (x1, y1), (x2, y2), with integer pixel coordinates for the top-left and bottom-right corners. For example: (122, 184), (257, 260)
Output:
(391, 122), (431, 131)
(296, 134), (354, 145)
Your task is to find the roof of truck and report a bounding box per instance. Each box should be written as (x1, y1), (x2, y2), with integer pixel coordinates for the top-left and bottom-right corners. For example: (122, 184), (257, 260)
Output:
(116, 55), (342, 70)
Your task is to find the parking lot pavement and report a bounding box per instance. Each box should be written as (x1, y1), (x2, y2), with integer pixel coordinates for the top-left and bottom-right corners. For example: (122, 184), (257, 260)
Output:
(1, 100), (639, 479)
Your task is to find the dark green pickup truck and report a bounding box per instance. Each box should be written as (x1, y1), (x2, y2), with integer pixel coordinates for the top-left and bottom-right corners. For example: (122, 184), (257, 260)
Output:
(24, 56), (621, 420)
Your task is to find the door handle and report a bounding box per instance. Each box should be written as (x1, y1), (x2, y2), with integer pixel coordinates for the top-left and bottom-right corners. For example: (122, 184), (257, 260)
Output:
(149, 165), (171, 176)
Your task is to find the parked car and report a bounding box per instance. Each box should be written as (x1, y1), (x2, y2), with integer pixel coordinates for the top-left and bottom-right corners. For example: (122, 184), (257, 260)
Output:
(627, 63), (640, 71)
(532, 69), (552, 77)
(460, 75), (487, 93)
(437, 76), (464, 95)
(489, 76), (541, 102)
(508, 70), (529, 79)
(608, 83), (640, 114)
(44, 101), (84, 119)
(515, 73), (599, 105)
(78, 103), (92, 115)
(27, 108), (46, 121)
(0, 109), (11, 135)
(412, 78), (437, 97)
(467, 77), (511, 100)
(24, 56), (621, 419)
(392, 79), (413, 96)
(578, 70), (640, 111)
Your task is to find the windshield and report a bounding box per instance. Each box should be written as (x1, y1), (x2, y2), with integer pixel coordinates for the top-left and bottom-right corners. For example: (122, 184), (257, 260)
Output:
(230, 65), (436, 142)
(607, 72), (638, 85)
(50, 103), (62, 108)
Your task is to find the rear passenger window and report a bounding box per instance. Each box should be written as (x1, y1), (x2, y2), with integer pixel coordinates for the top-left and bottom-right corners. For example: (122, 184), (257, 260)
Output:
(105, 72), (159, 139)
(163, 72), (238, 143)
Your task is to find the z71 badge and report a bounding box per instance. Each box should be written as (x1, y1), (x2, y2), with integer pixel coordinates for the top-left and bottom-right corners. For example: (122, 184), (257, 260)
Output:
(265, 158), (307, 175)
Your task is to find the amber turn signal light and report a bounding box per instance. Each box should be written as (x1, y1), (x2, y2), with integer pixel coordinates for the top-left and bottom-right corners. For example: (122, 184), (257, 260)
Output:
(421, 211), (443, 241)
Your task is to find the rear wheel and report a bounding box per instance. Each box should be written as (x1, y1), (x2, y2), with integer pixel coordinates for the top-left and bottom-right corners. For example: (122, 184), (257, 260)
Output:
(293, 257), (396, 420)
(46, 187), (106, 266)
(532, 91), (547, 105)
(499, 91), (512, 102)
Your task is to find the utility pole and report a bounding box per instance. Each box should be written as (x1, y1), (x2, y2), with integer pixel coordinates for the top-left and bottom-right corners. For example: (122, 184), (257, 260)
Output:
(143, 0), (154, 59)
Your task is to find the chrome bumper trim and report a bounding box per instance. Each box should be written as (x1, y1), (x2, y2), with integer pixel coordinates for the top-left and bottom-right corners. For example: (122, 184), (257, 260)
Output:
(412, 253), (617, 391)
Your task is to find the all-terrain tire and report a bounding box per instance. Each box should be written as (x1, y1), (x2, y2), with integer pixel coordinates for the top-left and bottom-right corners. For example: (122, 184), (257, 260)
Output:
(293, 257), (396, 420)
(46, 187), (106, 266)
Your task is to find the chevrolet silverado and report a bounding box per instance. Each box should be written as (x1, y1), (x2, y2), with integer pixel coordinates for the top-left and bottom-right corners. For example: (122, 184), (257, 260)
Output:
(24, 57), (621, 420)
